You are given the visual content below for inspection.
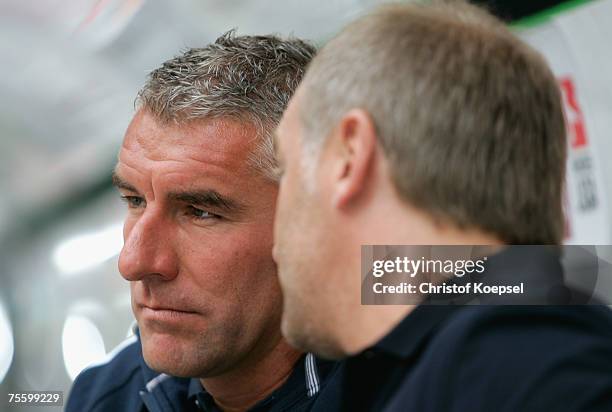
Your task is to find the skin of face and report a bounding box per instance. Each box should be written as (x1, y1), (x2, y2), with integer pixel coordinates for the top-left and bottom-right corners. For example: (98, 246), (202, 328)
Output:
(273, 92), (349, 358)
(115, 109), (284, 378)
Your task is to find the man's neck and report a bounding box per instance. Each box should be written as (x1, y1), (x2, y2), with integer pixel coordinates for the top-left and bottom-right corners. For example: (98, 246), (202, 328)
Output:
(335, 191), (504, 356)
(339, 305), (414, 355)
(200, 338), (302, 412)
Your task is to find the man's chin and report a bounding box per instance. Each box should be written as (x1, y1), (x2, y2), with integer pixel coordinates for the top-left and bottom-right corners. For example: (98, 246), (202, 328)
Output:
(140, 331), (192, 376)
(140, 330), (231, 378)
(281, 307), (345, 360)
(143, 355), (188, 377)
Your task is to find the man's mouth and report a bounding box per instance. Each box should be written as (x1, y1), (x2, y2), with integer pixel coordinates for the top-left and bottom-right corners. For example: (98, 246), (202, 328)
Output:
(138, 303), (200, 322)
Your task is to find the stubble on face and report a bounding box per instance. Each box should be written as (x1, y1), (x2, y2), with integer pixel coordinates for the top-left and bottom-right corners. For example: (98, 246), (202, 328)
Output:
(117, 110), (284, 378)
(273, 95), (348, 359)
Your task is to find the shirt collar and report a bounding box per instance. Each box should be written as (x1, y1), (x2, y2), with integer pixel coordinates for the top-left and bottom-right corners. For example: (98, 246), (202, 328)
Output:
(369, 245), (564, 359)
(188, 379), (219, 412)
(187, 353), (323, 412)
(188, 378), (204, 400)
(372, 304), (461, 359)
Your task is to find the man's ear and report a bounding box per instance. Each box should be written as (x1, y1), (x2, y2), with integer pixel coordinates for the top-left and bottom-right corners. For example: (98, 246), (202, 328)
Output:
(329, 109), (378, 209)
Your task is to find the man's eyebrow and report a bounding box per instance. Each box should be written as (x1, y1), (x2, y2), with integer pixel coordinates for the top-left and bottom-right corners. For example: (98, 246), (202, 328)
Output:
(112, 171), (139, 193)
(168, 190), (245, 214)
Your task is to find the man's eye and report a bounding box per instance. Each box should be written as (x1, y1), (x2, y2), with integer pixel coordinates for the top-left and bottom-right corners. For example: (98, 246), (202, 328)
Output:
(187, 206), (219, 221)
(120, 195), (145, 209)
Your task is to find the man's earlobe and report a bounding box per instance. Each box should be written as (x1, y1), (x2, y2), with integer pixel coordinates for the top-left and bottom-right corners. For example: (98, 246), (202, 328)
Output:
(331, 109), (377, 209)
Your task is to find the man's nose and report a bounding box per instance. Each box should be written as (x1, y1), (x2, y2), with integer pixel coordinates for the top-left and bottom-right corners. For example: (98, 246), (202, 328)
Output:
(118, 210), (179, 282)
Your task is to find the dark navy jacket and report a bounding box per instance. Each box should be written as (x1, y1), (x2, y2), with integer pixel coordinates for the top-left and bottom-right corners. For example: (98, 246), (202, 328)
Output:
(66, 331), (336, 412)
(311, 246), (612, 411)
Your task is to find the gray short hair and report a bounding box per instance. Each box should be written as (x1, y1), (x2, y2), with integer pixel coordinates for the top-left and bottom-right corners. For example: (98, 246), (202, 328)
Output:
(300, 1), (566, 244)
(136, 30), (316, 181)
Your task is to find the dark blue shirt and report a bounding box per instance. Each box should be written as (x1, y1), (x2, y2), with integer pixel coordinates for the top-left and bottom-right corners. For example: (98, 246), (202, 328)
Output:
(66, 331), (337, 412)
(188, 353), (335, 412)
(311, 247), (612, 411)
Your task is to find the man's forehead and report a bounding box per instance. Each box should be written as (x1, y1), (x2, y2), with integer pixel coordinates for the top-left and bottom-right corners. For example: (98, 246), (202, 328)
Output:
(113, 159), (242, 196)
(277, 94), (302, 145)
(286, 88), (303, 122)
(121, 110), (258, 164)
(122, 110), (160, 151)
(114, 149), (245, 191)
(115, 111), (270, 201)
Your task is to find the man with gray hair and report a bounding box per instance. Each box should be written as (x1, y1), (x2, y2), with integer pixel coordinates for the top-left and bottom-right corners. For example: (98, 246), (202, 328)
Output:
(66, 32), (336, 412)
(274, 1), (612, 411)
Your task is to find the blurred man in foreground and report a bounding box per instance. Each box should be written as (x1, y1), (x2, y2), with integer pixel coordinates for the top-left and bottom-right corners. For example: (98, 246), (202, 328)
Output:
(67, 32), (336, 412)
(274, 2), (612, 411)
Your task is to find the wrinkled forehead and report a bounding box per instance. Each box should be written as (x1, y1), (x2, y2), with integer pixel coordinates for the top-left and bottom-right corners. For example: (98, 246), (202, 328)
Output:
(120, 110), (259, 167)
